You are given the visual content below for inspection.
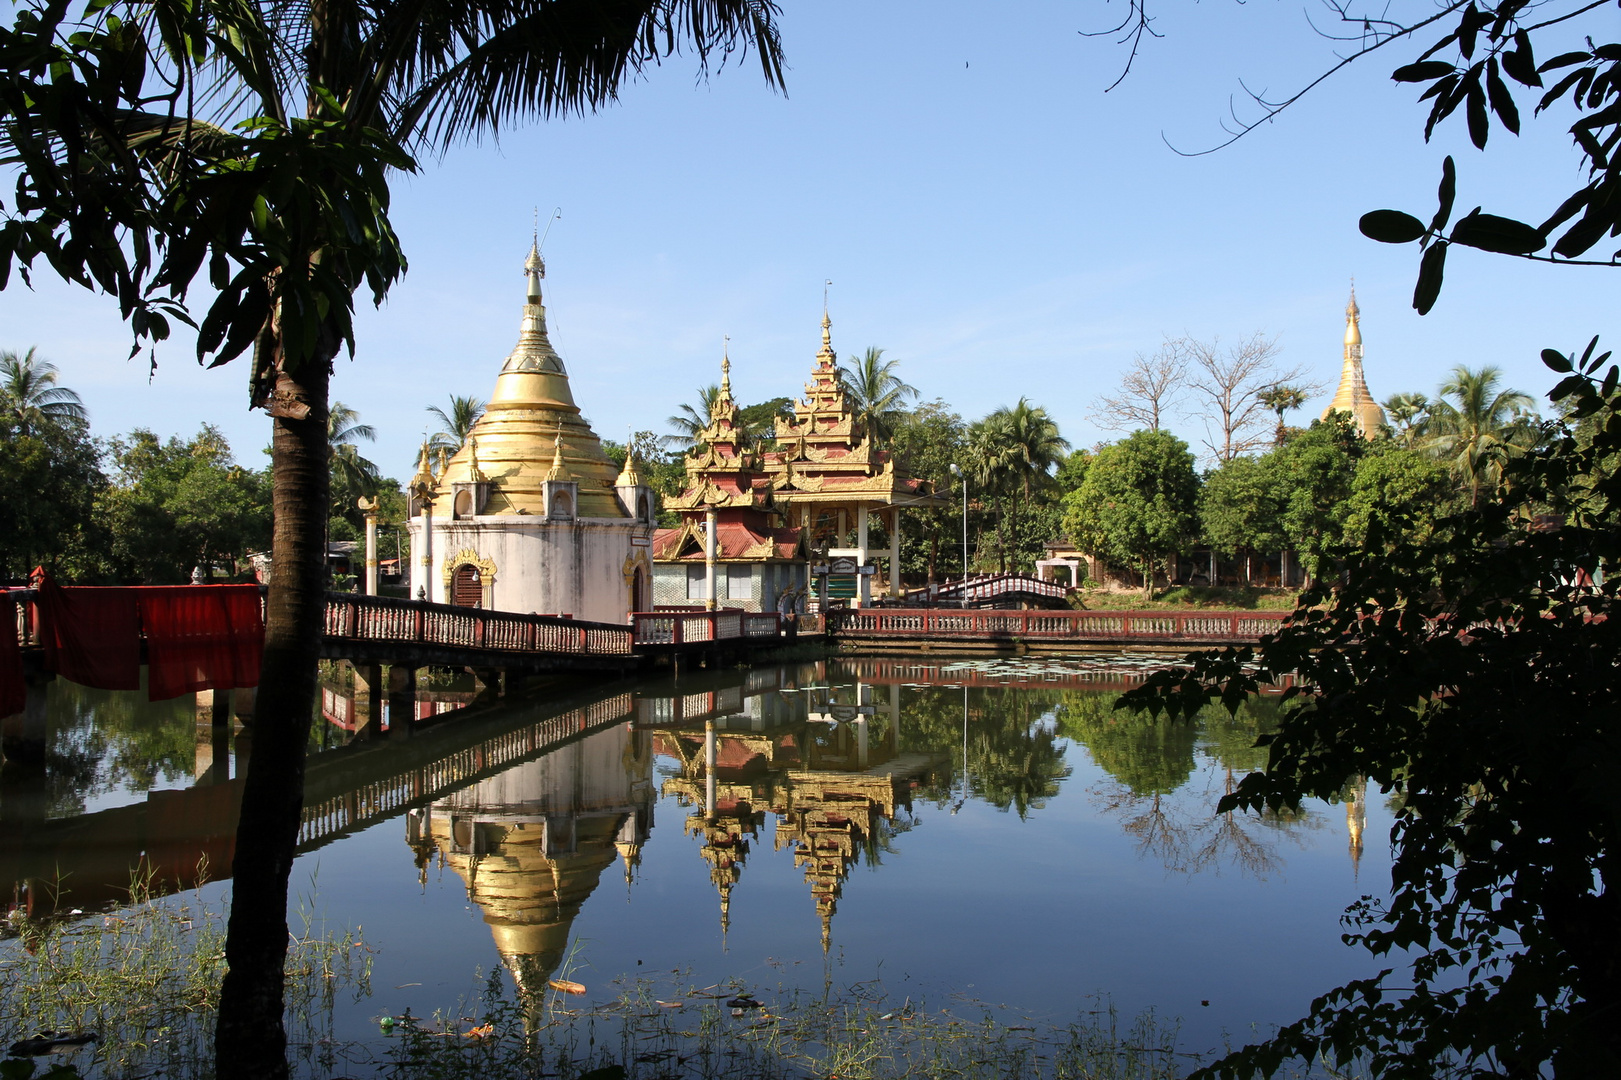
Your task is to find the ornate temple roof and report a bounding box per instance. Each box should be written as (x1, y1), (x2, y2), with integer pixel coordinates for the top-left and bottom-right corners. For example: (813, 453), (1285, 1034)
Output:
(1321, 286), (1387, 437)
(418, 241), (627, 518)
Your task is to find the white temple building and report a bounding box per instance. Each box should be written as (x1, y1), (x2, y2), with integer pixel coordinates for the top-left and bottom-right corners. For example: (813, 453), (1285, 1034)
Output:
(406, 243), (657, 622)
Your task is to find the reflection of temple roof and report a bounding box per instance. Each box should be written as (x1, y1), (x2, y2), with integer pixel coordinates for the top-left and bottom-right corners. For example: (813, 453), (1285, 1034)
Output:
(654, 706), (940, 954)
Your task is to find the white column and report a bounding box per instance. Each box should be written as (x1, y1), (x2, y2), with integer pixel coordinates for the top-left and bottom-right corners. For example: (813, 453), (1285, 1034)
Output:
(705, 508), (718, 612)
(888, 508), (902, 599)
(363, 501), (379, 595)
(417, 505), (434, 601)
(856, 505), (870, 608)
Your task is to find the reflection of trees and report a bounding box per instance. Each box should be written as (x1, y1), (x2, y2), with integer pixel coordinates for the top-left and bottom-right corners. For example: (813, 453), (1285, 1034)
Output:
(43, 679), (195, 816)
(1061, 690), (1321, 877)
(898, 685), (1071, 818)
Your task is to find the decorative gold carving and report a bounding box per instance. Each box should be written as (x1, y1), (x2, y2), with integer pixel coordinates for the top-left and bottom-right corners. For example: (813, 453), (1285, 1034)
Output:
(622, 548), (650, 588)
(442, 548), (497, 590)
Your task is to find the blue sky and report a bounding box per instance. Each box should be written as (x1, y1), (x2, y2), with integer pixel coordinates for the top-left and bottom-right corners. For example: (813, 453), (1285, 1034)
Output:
(3, 0), (1615, 476)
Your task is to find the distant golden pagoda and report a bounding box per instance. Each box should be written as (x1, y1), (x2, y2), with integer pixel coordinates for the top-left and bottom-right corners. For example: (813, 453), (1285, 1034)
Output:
(1321, 286), (1387, 437)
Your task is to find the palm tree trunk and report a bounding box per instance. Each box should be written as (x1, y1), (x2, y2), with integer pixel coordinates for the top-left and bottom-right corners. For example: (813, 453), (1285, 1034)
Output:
(215, 340), (333, 1080)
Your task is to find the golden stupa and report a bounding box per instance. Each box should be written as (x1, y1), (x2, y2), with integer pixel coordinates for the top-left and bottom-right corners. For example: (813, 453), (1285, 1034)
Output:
(423, 241), (628, 519)
(1321, 286), (1387, 437)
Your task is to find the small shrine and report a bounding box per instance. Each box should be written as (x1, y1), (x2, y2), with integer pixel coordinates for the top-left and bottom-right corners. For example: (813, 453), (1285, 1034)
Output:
(653, 311), (946, 610)
(1321, 286), (1387, 437)
(407, 241), (657, 621)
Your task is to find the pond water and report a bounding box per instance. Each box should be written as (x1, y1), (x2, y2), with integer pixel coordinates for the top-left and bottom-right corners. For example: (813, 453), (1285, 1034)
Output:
(1, 655), (1390, 1065)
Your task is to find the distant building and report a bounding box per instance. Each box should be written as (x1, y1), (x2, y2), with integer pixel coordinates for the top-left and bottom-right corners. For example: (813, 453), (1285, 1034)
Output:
(1321, 286), (1387, 437)
(407, 243), (657, 621)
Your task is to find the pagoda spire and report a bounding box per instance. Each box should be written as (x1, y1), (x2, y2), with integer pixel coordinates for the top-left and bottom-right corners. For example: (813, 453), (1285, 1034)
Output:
(545, 424), (570, 481)
(1321, 282), (1386, 437)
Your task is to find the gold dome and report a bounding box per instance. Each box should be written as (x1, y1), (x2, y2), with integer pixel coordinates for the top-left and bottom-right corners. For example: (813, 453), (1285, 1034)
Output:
(424, 244), (627, 518)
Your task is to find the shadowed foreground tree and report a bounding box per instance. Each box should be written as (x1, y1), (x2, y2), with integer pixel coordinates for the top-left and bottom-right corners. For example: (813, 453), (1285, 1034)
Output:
(0, 2), (784, 1076)
(1126, 342), (1621, 1079)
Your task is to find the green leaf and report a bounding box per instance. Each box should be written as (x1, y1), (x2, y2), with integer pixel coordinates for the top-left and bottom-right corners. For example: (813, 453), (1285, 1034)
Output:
(1413, 240), (1447, 315)
(1360, 210), (1428, 244)
(1393, 61), (1456, 83)
(1448, 211), (1545, 254)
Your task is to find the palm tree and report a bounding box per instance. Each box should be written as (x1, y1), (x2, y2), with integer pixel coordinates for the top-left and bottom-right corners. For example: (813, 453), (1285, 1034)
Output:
(328, 402), (380, 517)
(839, 346), (918, 448)
(426, 394), (485, 454)
(1420, 366), (1537, 507)
(1382, 392), (1430, 447)
(0, 348), (87, 435)
(1258, 384), (1309, 446)
(664, 384), (722, 452)
(980, 399), (1068, 573)
(966, 413), (1018, 573)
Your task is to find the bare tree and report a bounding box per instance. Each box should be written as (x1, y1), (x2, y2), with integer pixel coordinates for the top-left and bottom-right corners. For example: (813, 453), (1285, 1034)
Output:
(1090, 341), (1188, 433)
(1182, 334), (1315, 462)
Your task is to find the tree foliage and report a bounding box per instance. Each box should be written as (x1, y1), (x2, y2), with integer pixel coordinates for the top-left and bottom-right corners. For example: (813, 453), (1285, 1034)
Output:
(0, 415), (105, 581)
(101, 426), (271, 583)
(1125, 341), (1621, 1079)
(839, 346), (917, 449)
(1063, 428), (1198, 597)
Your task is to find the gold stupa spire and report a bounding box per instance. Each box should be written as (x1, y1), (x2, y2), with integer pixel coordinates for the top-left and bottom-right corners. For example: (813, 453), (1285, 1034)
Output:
(414, 241), (628, 520)
(545, 424), (570, 481)
(616, 440), (644, 488)
(1321, 283), (1386, 437)
(411, 441), (435, 490)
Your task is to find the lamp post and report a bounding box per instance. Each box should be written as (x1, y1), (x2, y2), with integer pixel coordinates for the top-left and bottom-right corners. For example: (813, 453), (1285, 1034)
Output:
(949, 463), (968, 587)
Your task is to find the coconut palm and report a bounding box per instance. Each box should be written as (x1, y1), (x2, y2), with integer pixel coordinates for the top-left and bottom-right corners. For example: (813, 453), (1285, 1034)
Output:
(328, 402), (380, 517)
(664, 384), (722, 452)
(980, 399), (1068, 573)
(1382, 391), (1430, 447)
(839, 346), (918, 448)
(0, 348), (87, 435)
(1258, 383), (1309, 446)
(427, 394), (486, 454)
(966, 412), (1019, 572)
(1420, 366), (1537, 506)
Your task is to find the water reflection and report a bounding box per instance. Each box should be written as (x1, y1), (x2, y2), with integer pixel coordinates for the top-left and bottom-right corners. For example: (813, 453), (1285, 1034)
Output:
(404, 722), (654, 999)
(649, 678), (946, 952)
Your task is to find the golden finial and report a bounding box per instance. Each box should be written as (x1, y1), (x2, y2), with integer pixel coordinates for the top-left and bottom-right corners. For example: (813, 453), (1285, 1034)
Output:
(616, 438), (644, 487)
(411, 440), (434, 486)
(435, 446), (449, 478)
(545, 423), (569, 481)
(720, 336), (733, 396)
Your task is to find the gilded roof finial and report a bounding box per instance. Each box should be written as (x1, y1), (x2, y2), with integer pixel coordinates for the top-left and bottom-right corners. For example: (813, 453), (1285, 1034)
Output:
(720, 335), (733, 398)
(616, 433), (644, 487)
(411, 440), (435, 491)
(545, 423), (569, 481)
(467, 436), (485, 483)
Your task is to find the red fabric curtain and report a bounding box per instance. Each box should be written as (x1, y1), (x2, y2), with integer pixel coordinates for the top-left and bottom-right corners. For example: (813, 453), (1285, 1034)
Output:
(35, 574), (142, 691)
(138, 585), (264, 701)
(0, 594), (26, 718)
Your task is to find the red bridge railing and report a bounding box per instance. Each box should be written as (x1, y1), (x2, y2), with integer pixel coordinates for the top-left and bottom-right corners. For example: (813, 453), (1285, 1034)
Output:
(826, 607), (1291, 643)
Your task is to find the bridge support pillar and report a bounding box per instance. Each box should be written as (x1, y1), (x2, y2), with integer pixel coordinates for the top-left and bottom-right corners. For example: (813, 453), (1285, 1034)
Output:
(231, 686), (256, 726)
(195, 718), (231, 783)
(387, 665), (417, 737)
(352, 662), (385, 740)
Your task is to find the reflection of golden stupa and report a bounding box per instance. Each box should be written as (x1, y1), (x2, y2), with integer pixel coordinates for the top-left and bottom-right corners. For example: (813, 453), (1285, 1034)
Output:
(1346, 775), (1367, 878)
(1321, 286), (1387, 437)
(409, 725), (654, 998)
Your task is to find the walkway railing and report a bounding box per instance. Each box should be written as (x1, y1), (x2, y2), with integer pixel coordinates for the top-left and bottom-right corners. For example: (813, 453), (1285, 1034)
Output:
(631, 609), (782, 646)
(325, 592), (634, 656)
(827, 607), (1292, 643)
(902, 573), (1072, 607)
